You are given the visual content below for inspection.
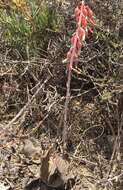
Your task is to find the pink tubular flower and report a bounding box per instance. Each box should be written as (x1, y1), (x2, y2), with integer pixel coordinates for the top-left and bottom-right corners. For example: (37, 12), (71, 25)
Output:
(74, 7), (80, 19)
(87, 6), (93, 19)
(81, 15), (87, 28)
(81, 0), (87, 16)
(77, 27), (85, 40)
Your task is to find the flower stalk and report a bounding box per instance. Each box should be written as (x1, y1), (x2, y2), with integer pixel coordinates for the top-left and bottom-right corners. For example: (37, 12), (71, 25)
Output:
(63, 0), (95, 149)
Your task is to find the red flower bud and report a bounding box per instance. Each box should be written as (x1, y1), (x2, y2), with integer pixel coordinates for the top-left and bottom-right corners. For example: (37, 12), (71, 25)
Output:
(70, 34), (76, 45)
(81, 16), (87, 28)
(75, 15), (80, 23)
(74, 7), (80, 21)
(81, 2), (87, 16)
(76, 39), (81, 49)
(87, 6), (93, 18)
(81, 0), (85, 7)
(77, 27), (85, 41)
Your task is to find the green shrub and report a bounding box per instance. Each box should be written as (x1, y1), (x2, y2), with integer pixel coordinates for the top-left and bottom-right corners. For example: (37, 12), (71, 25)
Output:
(0, 0), (63, 57)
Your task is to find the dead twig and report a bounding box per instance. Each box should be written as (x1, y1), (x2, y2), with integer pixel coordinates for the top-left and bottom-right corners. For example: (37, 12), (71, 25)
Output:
(5, 78), (50, 129)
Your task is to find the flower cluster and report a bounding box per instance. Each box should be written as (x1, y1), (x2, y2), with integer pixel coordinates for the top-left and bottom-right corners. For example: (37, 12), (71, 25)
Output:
(67, 0), (95, 69)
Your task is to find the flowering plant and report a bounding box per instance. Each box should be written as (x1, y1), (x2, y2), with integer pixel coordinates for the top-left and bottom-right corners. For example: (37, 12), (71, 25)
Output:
(63, 0), (95, 148)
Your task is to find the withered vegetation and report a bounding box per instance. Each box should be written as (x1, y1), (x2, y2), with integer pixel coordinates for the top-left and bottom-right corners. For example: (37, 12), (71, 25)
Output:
(0, 0), (123, 190)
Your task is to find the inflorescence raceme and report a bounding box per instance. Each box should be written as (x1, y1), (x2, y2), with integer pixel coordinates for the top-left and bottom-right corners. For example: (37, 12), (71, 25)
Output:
(63, 0), (95, 148)
(66, 0), (95, 69)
